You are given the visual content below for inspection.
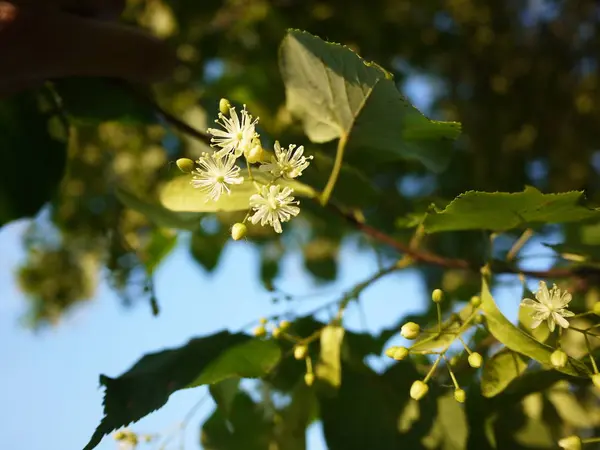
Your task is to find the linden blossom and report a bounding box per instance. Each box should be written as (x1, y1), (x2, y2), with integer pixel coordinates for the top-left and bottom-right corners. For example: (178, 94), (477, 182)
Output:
(259, 141), (313, 179)
(520, 281), (575, 332)
(207, 105), (259, 158)
(249, 185), (300, 234)
(191, 152), (244, 202)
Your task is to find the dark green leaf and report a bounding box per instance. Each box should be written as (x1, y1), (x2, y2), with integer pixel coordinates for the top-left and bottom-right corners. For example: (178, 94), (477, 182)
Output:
(53, 78), (156, 124)
(142, 229), (178, 275)
(424, 187), (600, 233)
(279, 30), (461, 172)
(190, 226), (228, 272)
(0, 91), (67, 226)
(83, 332), (280, 450)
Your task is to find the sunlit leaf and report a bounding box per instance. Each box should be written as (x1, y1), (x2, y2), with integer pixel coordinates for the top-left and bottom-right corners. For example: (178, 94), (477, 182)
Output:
(279, 30), (461, 173)
(480, 276), (590, 377)
(84, 332), (281, 450)
(424, 187), (600, 233)
(116, 188), (202, 230)
(316, 325), (344, 389)
(410, 303), (476, 352)
(160, 172), (316, 213)
(481, 348), (527, 398)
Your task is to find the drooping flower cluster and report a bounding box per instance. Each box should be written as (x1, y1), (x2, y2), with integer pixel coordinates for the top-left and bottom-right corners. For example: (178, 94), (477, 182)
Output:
(187, 101), (313, 235)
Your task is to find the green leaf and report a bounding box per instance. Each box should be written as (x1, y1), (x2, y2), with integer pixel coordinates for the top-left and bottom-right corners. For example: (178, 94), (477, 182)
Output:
(279, 30), (461, 173)
(547, 381), (597, 428)
(424, 186), (600, 233)
(83, 332), (281, 450)
(142, 229), (177, 275)
(481, 349), (527, 398)
(480, 276), (590, 377)
(424, 393), (468, 450)
(0, 91), (67, 226)
(316, 325), (344, 389)
(160, 172), (316, 213)
(201, 391), (273, 450)
(410, 303), (477, 352)
(53, 78), (156, 124)
(209, 378), (240, 419)
(190, 226), (229, 272)
(116, 188), (202, 230)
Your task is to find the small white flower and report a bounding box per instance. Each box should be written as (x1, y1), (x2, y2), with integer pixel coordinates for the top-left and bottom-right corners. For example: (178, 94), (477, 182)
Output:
(207, 105), (258, 158)
(259, 141), (313, 179)
(191, 153), (244, 201)
(249, 185), (300, 233)
(520, 281), (575, 332)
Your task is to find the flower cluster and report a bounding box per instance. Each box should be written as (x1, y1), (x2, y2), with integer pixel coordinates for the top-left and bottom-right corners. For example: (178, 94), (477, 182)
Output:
(185, 100), (313, 235)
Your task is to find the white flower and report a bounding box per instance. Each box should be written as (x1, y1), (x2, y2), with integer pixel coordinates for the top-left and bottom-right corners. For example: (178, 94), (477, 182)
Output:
(249, 185), (300, 233)
(520, 281), (575, 332)
(191, 153), (244, 201)
(259, 141), (313, 179)
(207, 105), (258, 158)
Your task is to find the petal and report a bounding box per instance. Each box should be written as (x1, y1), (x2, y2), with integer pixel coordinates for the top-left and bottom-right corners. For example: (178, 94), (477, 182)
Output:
(531, 310), (550, 321)
(520, 298), (539, 307)
(553, 312), (570, 329)
(547, 316), (556, 333)
(557, 308), (575, 317)
(556, 292), (572, 308)
(536, 281), (552, 307)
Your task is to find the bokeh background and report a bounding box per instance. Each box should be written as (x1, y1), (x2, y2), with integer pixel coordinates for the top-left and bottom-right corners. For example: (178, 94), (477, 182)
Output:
(3, 0), (600, 449)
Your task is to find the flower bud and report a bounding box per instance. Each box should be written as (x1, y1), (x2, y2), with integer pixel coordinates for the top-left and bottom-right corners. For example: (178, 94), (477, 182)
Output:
(594, 302), (600, 316)
(259, 317), (268, 324)
(551, 349), (568, 369)
(176, 158), (195, 173)
(272, 327), (282, 339)
(385, 346), (409, 361)
(473, 314), (483, 324)
(468, 352), (483, 368)
(410, 380), (429, 401)
(219, 98), (231, 115)
(432, 289), (444, 303)
(470, 296), (481, 307)
(253, 325), (267, 337)
(558, 435), (582, 450)
(401, 322), (421, 340)
(294, 344), (308, 360)
(304, 372), (315, 386)
(279, 320), (291, 330)
(246, 145), (265, 164)
(231, 223), (247, 241)
(454, 388), (466, 403)
(592, 373), (600, 389)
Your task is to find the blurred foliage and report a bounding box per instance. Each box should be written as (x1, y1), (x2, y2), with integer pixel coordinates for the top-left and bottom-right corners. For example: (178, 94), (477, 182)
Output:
(6, 0), (600, 449)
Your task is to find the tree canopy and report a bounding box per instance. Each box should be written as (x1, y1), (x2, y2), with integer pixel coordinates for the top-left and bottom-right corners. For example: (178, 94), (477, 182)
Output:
(5, 1), (600, 449)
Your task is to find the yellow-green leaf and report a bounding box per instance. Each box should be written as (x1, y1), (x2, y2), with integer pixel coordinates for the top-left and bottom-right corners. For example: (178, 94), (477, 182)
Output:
(481, 348), (527, 398)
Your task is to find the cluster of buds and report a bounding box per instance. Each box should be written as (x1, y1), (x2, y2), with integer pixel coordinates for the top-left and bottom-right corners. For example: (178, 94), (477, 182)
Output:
(176, 99), (313, 237)
(385, 288), (486, 404)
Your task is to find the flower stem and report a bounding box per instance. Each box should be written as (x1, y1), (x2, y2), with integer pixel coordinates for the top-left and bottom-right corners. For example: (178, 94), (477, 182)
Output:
(320, 132), (348, 206)
(443, 354), (460, 389)
(584, 333), (599, 374)
(424, 354), (442, 383)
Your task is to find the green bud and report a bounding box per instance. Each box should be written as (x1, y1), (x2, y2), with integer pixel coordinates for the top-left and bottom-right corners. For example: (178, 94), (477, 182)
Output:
(272, 327), (282, 339)
(470, 296), (481, 307)
(259, 317), (268, 324)
(592, 373), (600, 389)
(114, 431), (127, 441)
(468, 352), (483, 368)
(410, 380), (429, 401)
(401, 322), (421, 340)
(449, 355), (460, 366)
(551, 349), (568, 369)
(558, 435), (582, 450)
(219, 98), (231, 115)
(231, 223), (247, 241)
(385, 346), (409, 361)
(294, 344), (308, 360)
(176, 158), (195, 173)
(454, 388), (466, 403)
(279, 320), (291, 331)
(304, 372), (315, 386)
(253, 325), (267, 338)
(593, 302), (600, 316)
(473, 314), (484, 324)
(432, 289), (444, 303)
